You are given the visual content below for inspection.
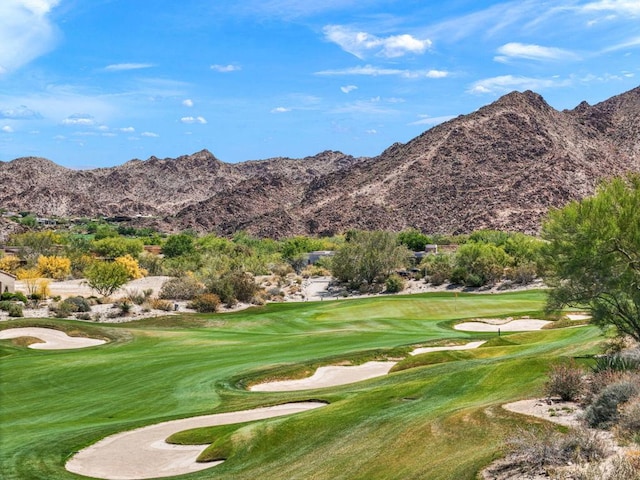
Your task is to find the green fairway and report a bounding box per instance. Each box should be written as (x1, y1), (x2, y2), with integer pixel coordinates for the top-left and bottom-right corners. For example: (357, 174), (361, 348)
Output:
(0, 291), (603, 479)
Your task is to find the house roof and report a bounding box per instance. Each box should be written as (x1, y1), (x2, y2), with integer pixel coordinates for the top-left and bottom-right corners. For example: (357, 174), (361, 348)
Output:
(0, 270), (17, 279)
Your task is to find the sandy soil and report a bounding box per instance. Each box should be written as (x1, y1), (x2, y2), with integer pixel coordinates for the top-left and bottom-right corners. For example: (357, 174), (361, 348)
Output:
(15, 276), (172, 299)
(502, 398), (582, 427)
(454, 319), (551, 332)
(565, 313), (591, 321)
(0, 327), (106, 349)
(66, 402), (326, 480)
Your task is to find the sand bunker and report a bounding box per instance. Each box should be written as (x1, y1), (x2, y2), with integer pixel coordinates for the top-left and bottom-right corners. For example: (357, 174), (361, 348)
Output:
(66, 402), (326, 480)
(565, 313), (591, 321)
(250, 361), (396, 392)
(454, 319), (551, 332)
(0, 327), (106, 349)
(251, 341), (489, 392)
(410, 340), (487, 356)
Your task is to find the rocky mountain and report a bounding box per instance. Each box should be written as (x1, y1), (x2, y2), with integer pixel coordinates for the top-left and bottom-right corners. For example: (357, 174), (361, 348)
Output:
(1, 86), (639, 237)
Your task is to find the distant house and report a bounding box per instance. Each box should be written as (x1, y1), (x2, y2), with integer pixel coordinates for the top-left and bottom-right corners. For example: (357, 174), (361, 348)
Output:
(305, 250), (335, 265)
(0, 270), (16, 294)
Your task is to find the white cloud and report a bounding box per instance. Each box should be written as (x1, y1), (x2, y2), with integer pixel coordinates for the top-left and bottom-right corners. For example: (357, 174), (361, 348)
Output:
(601, 36), (640, 52)
(2, 125), (14, 133)
(182, 98), (194, 107)
(468, 75), (571, 94)
(62, 113), (96, 126)
(365, 129), (377, 134)
(340, 85), (358, 93)
(495, 43), (578, 62)
(0, 0), (60, 75)
(141, 131), (159, 137)
(210, 64), (241, 72)
(581, 0), (640, 16)
(409, 115), (456, 126)
(323, 25), (431, 59)
(0, 105), (41, 119)
(426, 70), (449, 78)
(119, 127), (135, 133)
(104, 63), (154, 72)
(317, 65), (448, 79)
(270, 107), (291, 113)
(180, 116), (207, 124)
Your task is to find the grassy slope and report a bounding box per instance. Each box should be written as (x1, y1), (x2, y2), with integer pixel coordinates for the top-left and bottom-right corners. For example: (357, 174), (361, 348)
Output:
(0, 291), (602, 479)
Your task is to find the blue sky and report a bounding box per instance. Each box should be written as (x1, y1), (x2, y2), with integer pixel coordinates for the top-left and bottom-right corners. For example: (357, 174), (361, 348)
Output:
(0, 0), (638, 168)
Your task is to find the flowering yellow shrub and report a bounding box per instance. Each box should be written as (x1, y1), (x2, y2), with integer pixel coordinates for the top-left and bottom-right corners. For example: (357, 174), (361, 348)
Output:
(15, 267), (40, 295)
(36, 255), (71, 280)
(114, 254), (147, 280)
(0, 255), (21, 274)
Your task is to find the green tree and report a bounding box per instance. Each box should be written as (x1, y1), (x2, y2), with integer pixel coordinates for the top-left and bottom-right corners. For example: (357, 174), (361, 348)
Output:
(331, 231), (411, 288)
(398, 229), (432, 252)
(84, 261), (130, 297)
(542, 175), (640, 341)
(91, 236), (144, 259)
(454, 242), (512, 286)
(162, 233), (196, 258)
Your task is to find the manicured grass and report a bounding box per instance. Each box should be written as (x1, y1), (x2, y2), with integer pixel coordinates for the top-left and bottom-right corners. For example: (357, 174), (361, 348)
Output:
(0, 290), (603, 479)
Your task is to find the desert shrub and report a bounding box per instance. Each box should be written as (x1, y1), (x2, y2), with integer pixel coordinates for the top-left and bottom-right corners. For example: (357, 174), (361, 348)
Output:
(63, 296), (91, 312)
(449, 266), (467, 285)
(300, 264), (331, 277)
(0, 292), (28, 303)
(571, 453), (640, 480)
(159, 276), (204, 300)
(545, 361), (585, 401)
(0, 301), (23, 317)
(454, 242), (511, 286)
(207, 271), (259, 306)
(114, 300), (133, 316)
(584, 380), (639, 428)
(114, 254), (147, 280)
(618, 396), (640, 443)
(148, 298), (173, 311)
(76, 313), (92, 321)
(592, 351), (640, 373)
(50, 301), (74, 318)
(124, 288), (152, 305)
(385, 274), (405, 293)
(464, 273), (484, 288)
(0, 255), (21, 274)
(505, 425), (609, 472)
(36, 255), (71, 280)
(422, 253), (453, 285)
(504, 262), (537, 284)
(138, 252), (164, 276)
(189, 293), (221, 313)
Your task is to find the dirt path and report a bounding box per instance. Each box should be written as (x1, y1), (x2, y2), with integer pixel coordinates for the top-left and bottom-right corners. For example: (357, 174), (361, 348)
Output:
(66, 402), (326, 480)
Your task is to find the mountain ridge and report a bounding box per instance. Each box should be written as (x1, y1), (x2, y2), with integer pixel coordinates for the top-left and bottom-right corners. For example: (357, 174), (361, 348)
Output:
(2, 86), (639, 237)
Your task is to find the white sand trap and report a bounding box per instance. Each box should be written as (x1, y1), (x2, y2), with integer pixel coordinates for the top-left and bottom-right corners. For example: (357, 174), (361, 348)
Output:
(0, 327), (106, 349)
(566, 313), (591, 321)
(410, 340), (486, 356)
(251, 342), (489, 392)
(66, 402), (325, 480)
(250, 361), (397, 392)
(454, 319), (551, 332)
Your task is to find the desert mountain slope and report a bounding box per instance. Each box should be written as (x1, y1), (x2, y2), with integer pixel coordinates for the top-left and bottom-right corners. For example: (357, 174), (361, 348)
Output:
(1, 86), (639, 237)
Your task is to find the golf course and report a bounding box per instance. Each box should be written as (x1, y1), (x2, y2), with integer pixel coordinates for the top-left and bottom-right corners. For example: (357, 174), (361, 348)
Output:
(0, 290), (603, 480)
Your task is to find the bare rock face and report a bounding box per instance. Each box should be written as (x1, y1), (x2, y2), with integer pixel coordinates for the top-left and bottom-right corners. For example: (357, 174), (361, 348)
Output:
(1, 86), (639, 237)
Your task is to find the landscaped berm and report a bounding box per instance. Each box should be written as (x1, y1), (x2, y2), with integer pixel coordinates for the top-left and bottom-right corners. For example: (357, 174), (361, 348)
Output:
(0, 291), (604, 479)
